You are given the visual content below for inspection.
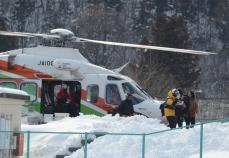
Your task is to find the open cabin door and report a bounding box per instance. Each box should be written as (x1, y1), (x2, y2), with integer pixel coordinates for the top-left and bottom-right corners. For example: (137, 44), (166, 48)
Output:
(41, 80), (81, 117)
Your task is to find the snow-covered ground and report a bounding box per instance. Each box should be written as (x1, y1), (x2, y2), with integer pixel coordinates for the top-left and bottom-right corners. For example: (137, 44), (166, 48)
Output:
(22, 114), (229, 158)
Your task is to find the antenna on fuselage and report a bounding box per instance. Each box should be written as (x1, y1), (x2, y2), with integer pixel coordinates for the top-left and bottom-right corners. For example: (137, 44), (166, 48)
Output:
(19, 35), (25, 54)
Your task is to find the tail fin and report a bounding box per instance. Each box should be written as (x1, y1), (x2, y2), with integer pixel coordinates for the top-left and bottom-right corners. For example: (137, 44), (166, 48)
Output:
(112, 62), (129, 73)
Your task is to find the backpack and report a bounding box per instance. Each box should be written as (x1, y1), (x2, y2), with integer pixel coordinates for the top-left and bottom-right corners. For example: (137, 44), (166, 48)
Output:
(159, 102), (165, 116)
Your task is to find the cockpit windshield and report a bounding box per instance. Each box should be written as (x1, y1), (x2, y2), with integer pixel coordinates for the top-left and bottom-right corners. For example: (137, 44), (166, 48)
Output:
(136, 85), (151, 98)
(122, 82), (148, 105)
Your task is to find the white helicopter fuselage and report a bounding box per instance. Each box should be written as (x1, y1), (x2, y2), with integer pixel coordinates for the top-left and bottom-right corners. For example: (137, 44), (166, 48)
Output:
(0, 46), (161, 118)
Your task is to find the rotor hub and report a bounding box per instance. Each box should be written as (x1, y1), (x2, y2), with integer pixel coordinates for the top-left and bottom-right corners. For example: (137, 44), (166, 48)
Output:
(50, 28), (74, 38)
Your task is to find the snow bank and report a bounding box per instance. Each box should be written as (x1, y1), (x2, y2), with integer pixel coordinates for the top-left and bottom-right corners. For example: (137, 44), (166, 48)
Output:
(190, 151), (229, 158)
(22, 115), (229, 158)
(0, 87), (29, 96)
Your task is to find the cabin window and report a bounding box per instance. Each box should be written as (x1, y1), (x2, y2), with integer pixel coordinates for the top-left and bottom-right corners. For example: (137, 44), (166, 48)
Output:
(105, 84), (121, 105)
(0, 82), (17, 89)
(20, 82), (38, 101)
(87, 85), (99, 103)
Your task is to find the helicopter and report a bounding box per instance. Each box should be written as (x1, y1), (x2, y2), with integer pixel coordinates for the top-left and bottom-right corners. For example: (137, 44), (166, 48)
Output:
(0, 28), (215, 119)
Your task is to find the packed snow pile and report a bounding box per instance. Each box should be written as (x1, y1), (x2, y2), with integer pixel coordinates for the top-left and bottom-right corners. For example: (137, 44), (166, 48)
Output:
(22, 114), (229, 158)
(0, 87), (29, 96)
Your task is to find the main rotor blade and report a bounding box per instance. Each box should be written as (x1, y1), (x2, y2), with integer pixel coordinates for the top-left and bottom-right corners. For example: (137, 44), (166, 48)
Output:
(0, 31), (60, 39)
(79, 38), (216, 55)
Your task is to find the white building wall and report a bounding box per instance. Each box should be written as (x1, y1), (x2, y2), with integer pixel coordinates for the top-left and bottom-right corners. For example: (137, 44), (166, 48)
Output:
(0, 98), (26, 158)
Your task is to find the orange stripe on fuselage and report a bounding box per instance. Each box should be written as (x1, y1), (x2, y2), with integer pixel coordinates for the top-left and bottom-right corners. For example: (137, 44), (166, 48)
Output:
(81, 89), (113, 112)
(0, 60), (52, 79)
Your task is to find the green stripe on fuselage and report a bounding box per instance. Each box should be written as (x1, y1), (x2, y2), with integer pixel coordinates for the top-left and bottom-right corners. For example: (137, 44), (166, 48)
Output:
(24, 102), (104, 116)
(24, 102), (105, 116)
(80, 104), (104, 116)
(0, 74), (11, 78)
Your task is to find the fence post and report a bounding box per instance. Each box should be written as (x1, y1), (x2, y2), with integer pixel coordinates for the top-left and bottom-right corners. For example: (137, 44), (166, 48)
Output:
(84, 132), (88, 158)
(26, 131), (30, 158)
(200, 123), (203, 158)
(142, 134), (146, 158)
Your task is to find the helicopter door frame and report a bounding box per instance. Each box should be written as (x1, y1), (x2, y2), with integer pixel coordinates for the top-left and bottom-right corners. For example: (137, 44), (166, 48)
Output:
(40, 79), (81, 116)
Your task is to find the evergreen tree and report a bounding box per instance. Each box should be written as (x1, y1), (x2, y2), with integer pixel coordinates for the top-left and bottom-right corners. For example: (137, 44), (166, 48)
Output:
(0, 17), (17, 52)
(11, 0), (35, 31)
(132, 0), (155, 31)
(150, 15), (200, 88)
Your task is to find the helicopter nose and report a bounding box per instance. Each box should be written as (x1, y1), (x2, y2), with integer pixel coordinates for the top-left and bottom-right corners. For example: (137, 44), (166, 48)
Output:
(134, 99), (162, 118)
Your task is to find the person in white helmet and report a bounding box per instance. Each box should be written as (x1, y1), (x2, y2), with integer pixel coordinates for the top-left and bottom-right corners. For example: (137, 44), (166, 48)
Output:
(175, 88), (185, 128)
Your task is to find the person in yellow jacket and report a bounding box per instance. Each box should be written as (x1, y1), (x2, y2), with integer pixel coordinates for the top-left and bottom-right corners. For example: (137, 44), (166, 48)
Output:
(164, 89), (180, 129)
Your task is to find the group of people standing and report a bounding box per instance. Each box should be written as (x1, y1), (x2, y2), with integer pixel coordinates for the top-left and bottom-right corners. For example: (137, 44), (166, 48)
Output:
(114, 88), (198, 130)
(161, 88), (198, 129)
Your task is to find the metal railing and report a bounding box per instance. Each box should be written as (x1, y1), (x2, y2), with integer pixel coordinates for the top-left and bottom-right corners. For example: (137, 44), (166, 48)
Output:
(0, 117), (229, 158)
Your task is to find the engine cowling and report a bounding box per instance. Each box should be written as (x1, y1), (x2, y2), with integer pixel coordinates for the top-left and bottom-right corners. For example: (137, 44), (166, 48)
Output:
(53, 59), (80, 71)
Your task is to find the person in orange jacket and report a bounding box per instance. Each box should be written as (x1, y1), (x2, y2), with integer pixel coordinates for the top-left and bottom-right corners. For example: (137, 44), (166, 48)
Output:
(164, 89), (180, 129)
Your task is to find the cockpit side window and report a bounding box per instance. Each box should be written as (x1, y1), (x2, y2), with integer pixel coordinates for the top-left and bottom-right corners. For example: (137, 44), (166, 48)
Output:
(105, 84), (121, 105)
(136, 85), (151, 98)
(122, 82), (146, 105)
(87, 84), (99, 103)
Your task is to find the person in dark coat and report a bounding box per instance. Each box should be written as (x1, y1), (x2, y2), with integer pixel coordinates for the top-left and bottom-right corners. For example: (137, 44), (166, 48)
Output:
(117, 93), (134, 117)
(175, 99), (185, 128)
(55, 85), (69, 112)
(175, 89), (185, 128)
(184, 91), (198, 128)
(68, 91), (79, 117)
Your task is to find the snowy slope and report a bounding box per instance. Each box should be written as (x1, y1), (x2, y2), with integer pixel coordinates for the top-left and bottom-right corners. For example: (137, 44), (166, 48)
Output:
(22, 115), (229, 158)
